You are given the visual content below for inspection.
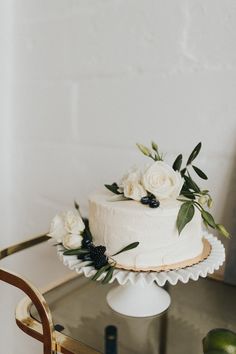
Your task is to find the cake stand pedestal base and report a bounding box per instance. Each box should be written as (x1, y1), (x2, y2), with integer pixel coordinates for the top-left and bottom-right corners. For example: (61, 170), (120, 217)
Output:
(106, 281), (171, 317)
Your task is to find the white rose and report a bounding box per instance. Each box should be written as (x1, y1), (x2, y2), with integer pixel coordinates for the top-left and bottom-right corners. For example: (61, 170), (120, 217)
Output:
(120, 167), (147, 201)
(123, 179), (147, 201)
(63, 233), (83, 250)
(48, 214), (67, 242)
(64, 210), (85, 234)
(119, 167), (142, 192)
(48, 210), (85, 243)
(142, 161), (183, 200)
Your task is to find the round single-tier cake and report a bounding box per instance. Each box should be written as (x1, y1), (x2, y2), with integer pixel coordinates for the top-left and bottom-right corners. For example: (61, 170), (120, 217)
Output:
(89, 190), (205, 271)
(49, 142), (227, 275)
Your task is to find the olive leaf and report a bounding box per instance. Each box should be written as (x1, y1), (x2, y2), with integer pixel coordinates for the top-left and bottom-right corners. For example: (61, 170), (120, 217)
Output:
(177, 202), (195, 234)
(181, 191), (196, 200)
(187, 142), (202, 165)
(192, 165), (208, 180)
(102, 266), (115, 284)
(112, 242), (140, 256)
(184, 175), (201, 193)
(201, 210), (216, 229)
(105, 183), (122, 195)
(92, 264), (111, 281)
(203, 219), (209, 230)
(63, 248), (89, 256)
(181, 167), (187, 177)
(172, 154), (183, 171)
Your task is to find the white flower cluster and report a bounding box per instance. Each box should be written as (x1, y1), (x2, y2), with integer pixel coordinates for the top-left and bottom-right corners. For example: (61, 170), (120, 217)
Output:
(119, 161), (183, 202)
(48, 210), (85, 250)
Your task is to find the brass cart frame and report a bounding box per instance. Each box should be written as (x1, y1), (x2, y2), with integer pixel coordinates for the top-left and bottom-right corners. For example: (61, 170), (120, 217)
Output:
(0, 235), (100, 354)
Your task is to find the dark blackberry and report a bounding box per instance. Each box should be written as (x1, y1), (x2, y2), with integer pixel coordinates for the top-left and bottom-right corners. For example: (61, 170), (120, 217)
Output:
(140, 196), (149, 205)
(94, 254), (108, 269)
(149, 199), (160, 208)
(90, 245), (106, 260)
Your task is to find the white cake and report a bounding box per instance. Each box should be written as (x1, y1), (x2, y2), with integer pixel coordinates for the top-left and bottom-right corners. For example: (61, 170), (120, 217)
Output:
(49, 141), (227, 274)
(89, 190), (204, 271)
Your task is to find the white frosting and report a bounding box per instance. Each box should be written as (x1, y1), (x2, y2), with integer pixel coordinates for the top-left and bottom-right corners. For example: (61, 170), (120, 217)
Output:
(88, 190), (203, 269)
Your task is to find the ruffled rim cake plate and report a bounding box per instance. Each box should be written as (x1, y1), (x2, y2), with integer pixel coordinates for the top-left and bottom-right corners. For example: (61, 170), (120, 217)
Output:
(57, 232), (225, 317)
(57, 232), (224, 286)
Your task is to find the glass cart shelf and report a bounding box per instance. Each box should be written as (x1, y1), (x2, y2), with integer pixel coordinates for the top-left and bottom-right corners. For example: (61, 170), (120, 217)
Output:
(30, 276), (236, 354)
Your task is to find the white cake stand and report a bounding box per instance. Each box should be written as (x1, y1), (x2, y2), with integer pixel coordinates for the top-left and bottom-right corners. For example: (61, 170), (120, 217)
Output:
(57, 232), (225, 317)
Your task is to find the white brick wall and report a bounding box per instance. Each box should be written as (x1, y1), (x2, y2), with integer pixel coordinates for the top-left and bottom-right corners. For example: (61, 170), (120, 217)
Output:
(1, 1), (236, 353)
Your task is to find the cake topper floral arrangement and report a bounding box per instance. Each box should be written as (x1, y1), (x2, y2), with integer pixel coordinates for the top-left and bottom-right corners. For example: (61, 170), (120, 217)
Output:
(105, 141), (229, 238)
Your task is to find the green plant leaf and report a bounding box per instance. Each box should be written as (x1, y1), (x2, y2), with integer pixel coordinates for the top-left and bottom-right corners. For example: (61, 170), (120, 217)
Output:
(187, 142), (202, 165)
(181, 181), (190, 192)
(172, 154), (183, 171)
(112, 242), (140, 256)
(102, 266), (115, 284)
(181, 167), (187, 177)
(181, 191), (196, 200)
(177, 202), (195, 234)
(63, 248), (89, 256)
(192, 165), (208, 180)
(203, 219), (209, 229)
(201, 210), (216, 228)
(92, 264), (111, 281)
(216, 224), (230, 238)
(105, 183), (122, 195)
(184, 175), (201, 193)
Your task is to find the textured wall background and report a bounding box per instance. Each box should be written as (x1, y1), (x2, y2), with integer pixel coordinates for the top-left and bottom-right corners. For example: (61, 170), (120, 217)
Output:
(1, 1), (236, 353)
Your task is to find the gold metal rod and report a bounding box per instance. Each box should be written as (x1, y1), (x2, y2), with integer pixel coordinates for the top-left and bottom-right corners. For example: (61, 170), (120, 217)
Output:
(0, 234), (50, 260)
(0, 268), (55, 354)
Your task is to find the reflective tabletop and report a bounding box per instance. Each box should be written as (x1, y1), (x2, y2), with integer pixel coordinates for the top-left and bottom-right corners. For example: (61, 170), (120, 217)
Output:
(31, 276), (236, 354)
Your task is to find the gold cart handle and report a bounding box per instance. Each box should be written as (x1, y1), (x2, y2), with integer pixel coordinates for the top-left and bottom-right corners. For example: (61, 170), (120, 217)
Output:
(0, 234), (57, 354)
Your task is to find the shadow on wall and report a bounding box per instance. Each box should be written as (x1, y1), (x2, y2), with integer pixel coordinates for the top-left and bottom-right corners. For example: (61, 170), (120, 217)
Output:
(222, 152), (236, 285)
